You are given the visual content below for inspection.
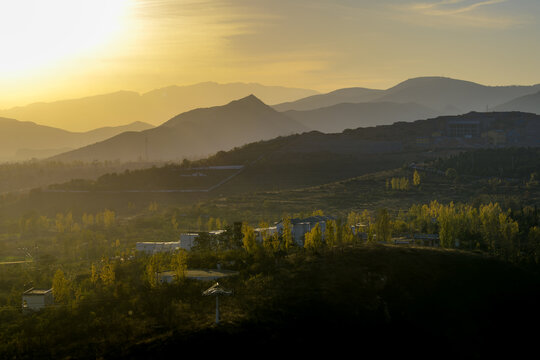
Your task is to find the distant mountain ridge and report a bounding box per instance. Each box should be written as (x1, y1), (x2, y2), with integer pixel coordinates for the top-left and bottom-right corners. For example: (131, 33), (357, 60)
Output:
(272, 87), (384, 112)
(284, 101), (439, 133)
(0, 119), (154, 162)
(273, 77), (540, 114)
(0, 82), (318, 131)
(494, 90), (540, 114)
(51, 95), (308, 162)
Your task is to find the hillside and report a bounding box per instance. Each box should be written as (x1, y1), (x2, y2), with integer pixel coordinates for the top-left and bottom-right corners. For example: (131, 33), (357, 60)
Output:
(50, 111), (540, 191)
(130, 246), (540, 358)
(0, 83), (318, 131)
(284, 101), (438, 133)
(0, 118), (153, 162)
(494, 90), (540, 114)
(51, 95), (309, 162)
(3, 245), (538, 358)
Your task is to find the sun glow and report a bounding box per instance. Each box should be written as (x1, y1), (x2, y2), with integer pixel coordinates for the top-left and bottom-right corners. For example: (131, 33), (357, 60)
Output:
(0, 0), (131, 76)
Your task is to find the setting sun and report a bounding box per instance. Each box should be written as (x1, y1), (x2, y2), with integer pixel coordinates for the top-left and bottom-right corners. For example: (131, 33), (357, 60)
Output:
(0, 0), (131, 76)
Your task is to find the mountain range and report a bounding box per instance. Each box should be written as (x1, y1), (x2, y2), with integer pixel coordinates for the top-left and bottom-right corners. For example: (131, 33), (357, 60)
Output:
(0, 119), (153, 162)
(0, 82), (318, 131)
(273, 77), (540, 114)
(284, 101), (439, 133)
(494, 90), (540, 114)
(3, 76), (540, 163)
(51, 95), (307, 162)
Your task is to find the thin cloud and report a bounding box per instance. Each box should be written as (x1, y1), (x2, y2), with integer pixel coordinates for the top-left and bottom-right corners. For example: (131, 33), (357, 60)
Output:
(397, 0), (521, 28)
(412, 0), (507, 15)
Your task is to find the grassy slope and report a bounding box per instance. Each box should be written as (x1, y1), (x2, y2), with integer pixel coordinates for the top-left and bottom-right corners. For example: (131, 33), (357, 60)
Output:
(193, 166), (539, 223)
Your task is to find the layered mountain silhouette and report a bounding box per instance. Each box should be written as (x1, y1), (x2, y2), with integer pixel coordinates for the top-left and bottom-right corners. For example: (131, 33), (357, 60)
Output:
(273, 77), (540, 114)
(272, 87), (384, 112)
(284, 102), (439, 133)
(0, 118), (153, 161)
(494, 90), (540, 114)
(51, 95), (308, 162)
(0, 82), (318, 131)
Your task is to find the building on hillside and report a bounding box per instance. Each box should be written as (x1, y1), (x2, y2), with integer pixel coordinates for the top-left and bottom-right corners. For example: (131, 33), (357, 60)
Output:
(179, 230), (227, 251)
(22, 288), (54, 312)
(135, 241), (181, 255)
(254, 226), (278, 243)
(445, 119), (481, 138)
(412, 233), (440, 247)
(276, 215), (335, 246)
(180, 233), (199, 251)
(482, 129), (506, 145)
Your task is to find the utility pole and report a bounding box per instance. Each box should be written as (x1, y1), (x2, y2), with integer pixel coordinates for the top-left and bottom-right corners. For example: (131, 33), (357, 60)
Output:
(203, 282), (232, 325)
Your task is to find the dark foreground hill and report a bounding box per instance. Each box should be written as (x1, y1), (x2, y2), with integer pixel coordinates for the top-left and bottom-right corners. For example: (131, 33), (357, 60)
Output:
(126, 246), (540, 358)
(6, 245), (536, 359)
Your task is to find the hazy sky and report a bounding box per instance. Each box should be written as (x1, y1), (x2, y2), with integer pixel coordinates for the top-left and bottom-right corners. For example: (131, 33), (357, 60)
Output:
(1, 0), (539, 108)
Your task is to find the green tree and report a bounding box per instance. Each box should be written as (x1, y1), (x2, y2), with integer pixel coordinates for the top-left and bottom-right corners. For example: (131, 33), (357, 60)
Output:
(375, 209), (392, 243)
(207, 217), (215, 231)
(100, 261), (116, 286)
(325, 220), (337, 247)
(445, 168), (457, 180)
(413, 170), (421, 186)
(52, 269), (71, 304)
(172, 249), (188, 281)
(479, 203), (503, 253)
(282, 216), (294, 251)
(145, 255), (162, 288)
(499, 212), (519, 261)
(242, 223), (257, 254)
(304, 223), (323, 251)
(102, 209), (116, 228)
(90, 263), (99, 285)
(197, 216), (203, 231)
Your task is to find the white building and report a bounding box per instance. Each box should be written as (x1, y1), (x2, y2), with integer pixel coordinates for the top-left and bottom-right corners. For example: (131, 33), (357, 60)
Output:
(254, 226), (278, 243)
(276, 215), (335, 246)
(180, 233), (199, 251)
(22, 288), (54, 311)
(137, 230), (228, 254)
(135, 241), (181, 255)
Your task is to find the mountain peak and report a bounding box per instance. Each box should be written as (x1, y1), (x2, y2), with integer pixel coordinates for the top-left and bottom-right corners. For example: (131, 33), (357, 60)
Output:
(234, 94), (265, 104)
(223, 94), (270, 110)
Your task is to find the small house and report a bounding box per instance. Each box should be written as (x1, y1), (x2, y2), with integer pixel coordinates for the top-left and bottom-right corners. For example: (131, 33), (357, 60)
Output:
(22, 288), (54, 312)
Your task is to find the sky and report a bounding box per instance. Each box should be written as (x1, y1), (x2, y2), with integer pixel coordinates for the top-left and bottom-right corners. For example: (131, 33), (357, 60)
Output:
(1, 0), (539, 108)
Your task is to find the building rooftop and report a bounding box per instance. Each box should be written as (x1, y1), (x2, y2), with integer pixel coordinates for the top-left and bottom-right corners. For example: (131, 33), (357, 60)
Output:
(23, 288), (52, 296)
(158, 268), (239, 280)
(288, 215), (335, 225)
